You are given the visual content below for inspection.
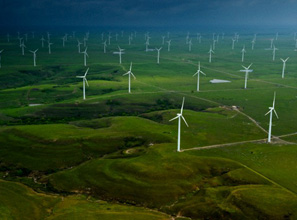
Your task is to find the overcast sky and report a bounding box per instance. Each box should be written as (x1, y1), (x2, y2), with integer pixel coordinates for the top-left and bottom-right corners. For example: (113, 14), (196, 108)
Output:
(1, 0), (297, 27)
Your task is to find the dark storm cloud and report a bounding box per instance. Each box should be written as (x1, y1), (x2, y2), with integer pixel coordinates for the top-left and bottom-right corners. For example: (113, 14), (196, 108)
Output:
(0, 0), (297, 26)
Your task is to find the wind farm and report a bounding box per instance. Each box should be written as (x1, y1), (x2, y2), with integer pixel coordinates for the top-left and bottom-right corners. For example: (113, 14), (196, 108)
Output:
(1, 1), (297, 219)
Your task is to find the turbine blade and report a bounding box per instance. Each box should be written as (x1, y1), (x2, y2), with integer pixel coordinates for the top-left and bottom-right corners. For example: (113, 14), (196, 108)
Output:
(84, 78), (89, 87)
(274, 109), (279, 119)
(76, 76), (84, 78)
(181, 115), (189, 127)
(123, 71), (129, 76)
(201, 71), (206, 76)
(247, 63), (253, 69)
(130, 62), (132, 71)
(84, 68), (89, 77)
(265, 109), (273, 116)
(273, 92), (276, 108)
(131, 72), (136, 79)
(169, 115), (179, 122)
(180, 97), (185, 114)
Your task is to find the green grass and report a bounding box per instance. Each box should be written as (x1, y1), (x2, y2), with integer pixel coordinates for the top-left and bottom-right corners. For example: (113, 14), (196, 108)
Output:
(1, 29), (297, 219)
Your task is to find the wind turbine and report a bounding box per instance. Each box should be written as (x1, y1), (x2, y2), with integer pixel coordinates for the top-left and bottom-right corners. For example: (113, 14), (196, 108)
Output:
(251, 39), (255, 50)
(162, 36), (165, 45)
(29, 49), (38, 67)
(241, 45), (246, 62)
(61, 36), (66, 47)
(18, 37), (23, 47)
(265, 92), (278, 143)
(0, 50), (3, 68)
(167, 40), (171, 52)
(188, 39), (193, 52)
(239, 63), (253, 89)
(232, 38), (236, 50)
(48, 41), (53, 54)
(77, 40), (82, 53)
(20, 41), (26, 55)
(123, 62), (136, 93)
(40, 36), (45, 48)
(115, 46), (125, 64)
(155, 47), (162, 64)
(272, 45), (278, 61)
(145, 40), (149, 52)
(102, 40), (107, 53)
(208, 46), (214, 63)
(270, 38), (274, 49)
(280, 57), (289, 79)
(81, 47), (88, 66)
(212, 39), (217, 50)
(76, 68), (89, 100)
(193, 62), (206, 92)
(169, 97), (189, 152)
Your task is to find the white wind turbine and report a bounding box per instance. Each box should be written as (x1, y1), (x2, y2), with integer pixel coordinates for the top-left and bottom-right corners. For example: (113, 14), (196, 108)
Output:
(77, 40), (82, 53)
(188, 39), (193, 52)
(102, 40), (107, 53)
(83, 37), (87, 47)
(123, 62), (136, 93)
(270, 38), (274, 49)
(208, 46), (214, 63)
(40, 36), (45, 48)
(155, 47), (162, 64)
(114, 46), (125, 64)
(193, 62), (206, 92)
(265, 92), (278, 143)
(20, 41), (26, 55)
(241, 45), (246, 62)
(29, 49), (38, 67)
(76, 68), (89, 100)
(162, 36), (165, 45)
(61, 36), (66, 47)
(239, 63), (253, 89)
(280, 57), (289, 79)
(0, 50), (3, 68)
(18, 37), (23, 47)
(167, 40), (171, 52)
(272, 45), (278, 61)
(81, 47), (88, 66)
(145, 40), (149, 52)
(169, 97), (189, 152)
(232, 38), (235, 50)
(251, 39), (255, 50)
(48, 41), (53, 54)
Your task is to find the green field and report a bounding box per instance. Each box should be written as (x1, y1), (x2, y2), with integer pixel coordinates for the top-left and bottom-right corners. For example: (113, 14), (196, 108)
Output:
(1, 29), (297, 219)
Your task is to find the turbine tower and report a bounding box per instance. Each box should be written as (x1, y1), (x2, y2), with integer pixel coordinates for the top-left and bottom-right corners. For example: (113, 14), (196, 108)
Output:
(241, 45), (246, 62)
(272, 46), (278, 61)
(40, 36), (45, 48)
(20, 41), (26, 55)
(123, 62), (136, 93)
(81, 47), (88, 66)
(169, 97), (189, 152)
(280, 57), (289, 79)
(48, 41), (53, 54)
(193, 62), (206, 92)
(29, 49), (38, 67)
(155, 47), (162, 64)
(188, 39), (193, 52)
(240, 63), (253, 89)
(76, 68), (89, 100)
(265, 92), (278, 143)
(102, 40), (107, 53)
(167, 40), (171, 52)
(208, 46), (214, 63)
(77, 40), (82, 53)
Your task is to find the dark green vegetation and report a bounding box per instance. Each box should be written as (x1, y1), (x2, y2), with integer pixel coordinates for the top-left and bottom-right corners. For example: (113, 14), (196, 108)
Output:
(1, 29), (297, 219)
